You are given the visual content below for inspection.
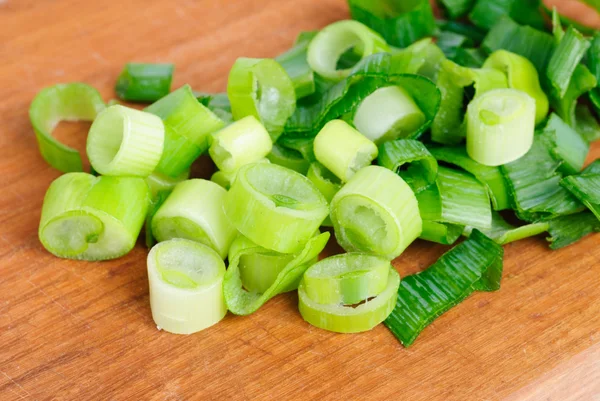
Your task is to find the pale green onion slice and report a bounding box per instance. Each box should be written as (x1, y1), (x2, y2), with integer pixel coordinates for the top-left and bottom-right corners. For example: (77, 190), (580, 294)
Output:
(29, 83), (105, 173)
(298, 267), (400, 333)
(86, 105), (164, 177)
(307, 20), (390, 82)
(466, 88), (536, 166)
(541, 113), (589, 176)
(146, 169), (190, 197)
(463, 212), (549, 245)
(210, 158), (270, 190)
(209, 116), (272, 173)
(227, 57), (296, 141)
(330, 165), (422, 259)
(314, 119), (378, 182)
(306, 162), (341, 227)
(224, 232), (330, 315)
(353, 86), (426, 143)
(224, 163), (329, 253)
(267, 144), (310, 175)
(482, 50), (549, 125)
(420, 221), (464, 245)
(146, 84), (225, 177)
(302, 253), (391, 305)
(152, 179), (237, 259)
(39, 173), (149, 260)
(147, 239), (226, 334)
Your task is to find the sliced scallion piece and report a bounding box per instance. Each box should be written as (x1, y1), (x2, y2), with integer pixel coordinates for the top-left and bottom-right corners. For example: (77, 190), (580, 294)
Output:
(224, 232), (330, 315)
(275, 31), (317, 99)
(420, 221), (464, 245)
(29, 83), (105, 173)
(314, 119), (378, 182)
(466, 88), (536, 166)
(146, 169), (190, 197)
(306, 162), (341, 227)
(145, 190), (170, 249)
(469, 0), (546, 31)
(299, 263), (400, 333)
(227, 57), (295, 141)
(152, 179), (237, 259)
(385, 230), (503, 347)
(277, 136), (316, 162)
(547, 26), (590, 99)
(541, 113), (589, 176)
(87, 105), (165, 177)
(39, 173), (149, 260)
(267, 144), (310, 174)
(209, 116), (272, 173)
(330, 165), (422, 259)
(146, 84), (225, 177)
(576, 105), (600, 143)
(453, 47), (487, 68)
(390, 38), (445, 80)
(115, 63), (174, 103)
(439, 0), (476, 19)
(546, 212), (600, 249)
(377, 139), (438, 194)
(560, 161), (600, 220)
(464, 211), (549, 244)
(551, 64), (597, 128)
(210, 158), (270, 190)
(147, 239), (227, 334)
(224, 163), (329, 253)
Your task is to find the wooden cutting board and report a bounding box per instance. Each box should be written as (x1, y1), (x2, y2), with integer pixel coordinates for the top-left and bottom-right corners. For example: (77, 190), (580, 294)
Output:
(1, 1), (599, 399)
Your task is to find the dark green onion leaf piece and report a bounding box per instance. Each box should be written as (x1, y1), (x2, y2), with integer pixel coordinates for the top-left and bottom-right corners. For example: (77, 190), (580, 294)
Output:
(540, 113), (589, 176)
(469, 0), (546, 31)
(115, 63), (174, 103)
(560, 160), (600, 221)
(377, 139), (437, 194)
(275, 31), (318, 99)
(384, 230), (504, 347)
(439, 0), (476, 19)
(546, 212), (600, 249)
(547, 26), (590, 99)
(464, 211), (549, 245)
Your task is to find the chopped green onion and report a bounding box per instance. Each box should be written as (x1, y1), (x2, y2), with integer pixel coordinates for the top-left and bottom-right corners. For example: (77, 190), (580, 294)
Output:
(546, 212), (600, 249)
(377, 139), (438, 194)
(314, 120), (378, 182)
(353, 86), (426, 143)
(299, 265), (400, 333)
(275, 31), (317, 99)
(482, 50), (549, 124)
(428, 146), (510, 211)
(466, 88), (536, 166)
(576, 105), (600, 143)
(277, 136), (316, 162)
(86, 105), (165, 177)
(145, 190), (170, 248)
(224, 163), (329, 253)
(146, 84), (225, 177)
(195, 91), (233, 123)
(306, 162), (341, 227)
(210, 158), (270, 190)
(307, 20), (389, 82)
(115, 63), (174, 103)
(416, 166), (492, 229)
(482, 16), (555, 74)
(547, 26), (590, 99)
(436, 31), (473, 60)
(267, 143), (310, 174)
(452, 47), (487, 68)
(330, 165), (422, 259)
(551, 64), (597, 128)
(469, 0), (546, 31)
(209, 116), (272, 173)
(147, 239), (227, 334)
(463, 211), (549, 244)
(541, 113), (589, 176)
(347, 0), (436, 48)
(439, 0), (476, 19)
(560, 160), (600, 220)
(151, 179), (237, 259)
(384, 230), (503, 347)
(390, 38), (445, 80)
(420, 221), (464, 245)
(436, 20), (485, 44)
(39, 173), (149, 260)
(146, 169), (190, 197)
(224, 232), (330, 315)
(501, 136), (584, 222)
(227, 57), (296, 141)
(29, 83), (105, 173)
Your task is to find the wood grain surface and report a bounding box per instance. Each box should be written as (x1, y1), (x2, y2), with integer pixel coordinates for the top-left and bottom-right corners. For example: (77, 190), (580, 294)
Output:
(1, 1), (600, 400)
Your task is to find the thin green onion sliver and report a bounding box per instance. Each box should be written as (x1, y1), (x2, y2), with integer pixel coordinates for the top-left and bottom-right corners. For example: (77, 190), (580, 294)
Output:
(330, 165), (422, 259)
(39, 173), (149, 260)
(147, 239), (226, 334)
(463, 211), (549, 245)
(420, 221), (464, 245)
(146, 169), (190, 197)
(306, 162), (341, 227)
(547, 26), (590, 99)
(267, 144), (310, 175)
(560, 161), (600, 221)
(86, 105), (165, 177)
(115, 63), (174, 103)
(546, 212), (600, 249)
(275, 31), (317, 99)
(541, 113), (589, 176)
(29, 83), (106, 173)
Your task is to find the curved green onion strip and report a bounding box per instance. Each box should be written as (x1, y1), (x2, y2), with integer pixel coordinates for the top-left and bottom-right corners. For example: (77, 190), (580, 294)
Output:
(224, 232), (330, 315)
(546, 212), (600, 250)
(385, 230), (503, 347)
(39, 173), (149, 261)
(560, 160), (600, 221)
(482, 50), (549, 125)
(145, 190), (170, 249)
(277, 136), (316, 162)
(428, 146), (509, 211)
(147, 239), (227, 334)
(29, 83), (106, 173)
(152, 179), (237, 259)
(210, 158), (270, 190)
(416, 166), (492, 230)
(275, 31), (317, 99)
(87, 105), (165, 177)
(347, 0), (436, 48)
(303, 253), (391, 305)
(540, 113), (589, 176)
(330, 165), (422, 259)
(432, 59), (508, 145)
(299, 267), (400, 334)
(314, 120), (378, 182)
(115, 63), (174, 103)
(551, 64), (597, 128)
(227, 57), (296, 141)
(306, 162), (341, 227)
(463, 211), (549, 245)
(436, 20), (485, 44)
(209, 116), (272, 173)
(195, 92), (233, 124)
(420, 221), (464, 245)
(466, 88), (536, 166)
(267, 144), (310, 174)
(436, 30), (473, 60)
(307, 20), (390, 82)
(390, 38), (445, 80)
(576, 105), (600, 143)
(238, 248), (295, 294)
(453, 47), (487, 68)
(469, 0), (546, 31)
(547, 26), (590, 99)
(377, 139), (437, 194)
(146, 84), (225, 177)
(500, 136), (584, 222)
(353, 86), (426, 143)
(224, 163), (328, 253)
(146, 169), (190, 197)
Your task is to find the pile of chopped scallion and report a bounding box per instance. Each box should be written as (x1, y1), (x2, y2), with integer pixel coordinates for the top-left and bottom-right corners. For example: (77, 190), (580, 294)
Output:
(31, 0), (600, 346)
